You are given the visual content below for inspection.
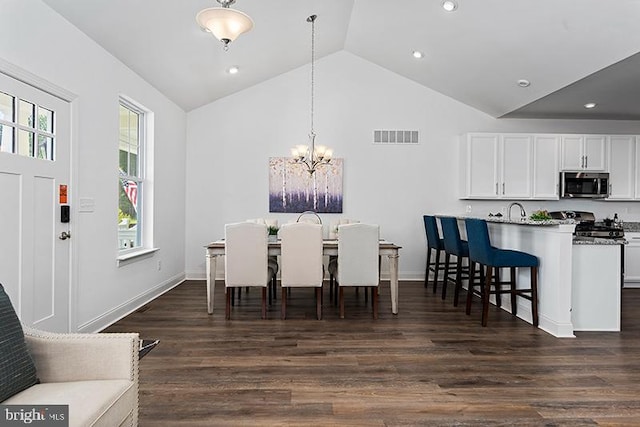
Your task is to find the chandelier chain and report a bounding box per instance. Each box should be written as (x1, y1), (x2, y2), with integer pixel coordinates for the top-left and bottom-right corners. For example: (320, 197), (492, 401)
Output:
(310, 15), (315, 134)
(290, 14), (331, 175)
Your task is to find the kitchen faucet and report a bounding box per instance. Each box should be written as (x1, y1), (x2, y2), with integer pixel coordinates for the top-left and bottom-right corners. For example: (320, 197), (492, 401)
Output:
(508, 202), (526, 221)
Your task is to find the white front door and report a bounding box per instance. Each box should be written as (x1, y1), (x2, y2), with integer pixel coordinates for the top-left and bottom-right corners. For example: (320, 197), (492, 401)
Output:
(0, 71), (71, 332)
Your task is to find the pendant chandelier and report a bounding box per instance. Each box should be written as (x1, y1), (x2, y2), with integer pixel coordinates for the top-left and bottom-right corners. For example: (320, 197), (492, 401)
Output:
(196, 0), (254, 51)
(290, 15), (333, 175)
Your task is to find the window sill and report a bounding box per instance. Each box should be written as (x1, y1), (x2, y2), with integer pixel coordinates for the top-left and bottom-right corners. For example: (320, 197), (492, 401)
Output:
(117, 247), (159, 267)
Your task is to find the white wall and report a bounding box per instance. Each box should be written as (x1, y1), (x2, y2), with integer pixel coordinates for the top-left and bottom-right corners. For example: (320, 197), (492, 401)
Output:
(0, 1), (187, 331)
(185, 50), (640, 280)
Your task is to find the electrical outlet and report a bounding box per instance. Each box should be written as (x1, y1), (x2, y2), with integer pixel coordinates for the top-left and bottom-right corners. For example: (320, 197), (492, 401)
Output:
(157, 260), (162, 271)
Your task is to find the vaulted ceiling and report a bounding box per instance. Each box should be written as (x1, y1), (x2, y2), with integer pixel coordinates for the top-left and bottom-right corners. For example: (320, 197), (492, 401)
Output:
(42, 0), (640, 119)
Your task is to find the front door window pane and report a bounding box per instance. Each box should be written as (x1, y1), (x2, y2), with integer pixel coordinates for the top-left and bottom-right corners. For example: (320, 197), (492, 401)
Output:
(19, 100), (34, 127)
(0, 89), (54, 161)
(37, 135), (53, 159)
(0, 125), (14, 152)
(38, 107), (53, 133)
(0, 92), (14, 122)
(18, 130), (33, 156)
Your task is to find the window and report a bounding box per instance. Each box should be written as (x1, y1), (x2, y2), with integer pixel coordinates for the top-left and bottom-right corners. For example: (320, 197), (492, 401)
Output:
(118, 98), (147, 252)
(0, 90), (55, 160)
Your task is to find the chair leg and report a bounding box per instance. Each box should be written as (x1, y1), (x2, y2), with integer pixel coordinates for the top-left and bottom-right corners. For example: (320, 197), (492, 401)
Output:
(329, 274), (334, 300)
(372, 286), (379, 319)
(495, 268), (501, 308)
(482, 266), (493, 327)
(339, 287), (345, 319)
(272, 276), (277, 301)
(433, 250), (442, 294)
(453, 257), (463, 307)
(425, 247), (432, 288)
(466, 262), (476, 315)
(510, 266), (517, 316)
(442, 253), (451, 300)
(225, 289), (231, 320)
(531, 266), (539, 327)
(261, 288), (267, 320)
(316, 287), (322, 320)
(281, 286), (287, 320)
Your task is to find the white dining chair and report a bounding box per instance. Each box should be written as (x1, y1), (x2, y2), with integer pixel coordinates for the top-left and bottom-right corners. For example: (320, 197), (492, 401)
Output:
(245, 218), (280, 304)
(328, 218), (359, 303)
(224, 222), (274, 319)
(334, 223), (380, 319)
(279, 222), (324, 320)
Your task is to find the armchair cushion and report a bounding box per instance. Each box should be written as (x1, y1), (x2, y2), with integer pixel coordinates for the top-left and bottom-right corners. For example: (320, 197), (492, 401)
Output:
(5, 327), (139, 427)
(0, 283), (38, 402)
(4, 379), (136, 427)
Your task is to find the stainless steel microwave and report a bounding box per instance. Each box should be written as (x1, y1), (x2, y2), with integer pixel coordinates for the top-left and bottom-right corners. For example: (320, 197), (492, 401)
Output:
(560, 172), (609, 198)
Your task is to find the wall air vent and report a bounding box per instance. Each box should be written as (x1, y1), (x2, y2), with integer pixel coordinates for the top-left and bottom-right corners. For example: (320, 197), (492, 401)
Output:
(373, 130), (419, 144)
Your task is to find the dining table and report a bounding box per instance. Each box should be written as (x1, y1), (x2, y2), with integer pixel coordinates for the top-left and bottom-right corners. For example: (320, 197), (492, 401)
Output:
(205, 239), (402, 315)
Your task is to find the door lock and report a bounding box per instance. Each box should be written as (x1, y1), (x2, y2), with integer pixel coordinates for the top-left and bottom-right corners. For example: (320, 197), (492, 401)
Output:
(59, 231), (71, 240)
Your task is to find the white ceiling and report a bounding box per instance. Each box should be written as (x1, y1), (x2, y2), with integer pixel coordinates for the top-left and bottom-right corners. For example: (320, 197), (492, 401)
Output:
(41, 0), (640, 119)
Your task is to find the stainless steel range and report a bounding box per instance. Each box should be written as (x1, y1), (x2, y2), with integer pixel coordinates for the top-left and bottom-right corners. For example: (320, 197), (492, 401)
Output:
(548, 210), (625, 239)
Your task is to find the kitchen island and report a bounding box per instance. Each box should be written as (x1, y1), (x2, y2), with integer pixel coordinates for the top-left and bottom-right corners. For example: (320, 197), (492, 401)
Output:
(455, 216), (624, 337)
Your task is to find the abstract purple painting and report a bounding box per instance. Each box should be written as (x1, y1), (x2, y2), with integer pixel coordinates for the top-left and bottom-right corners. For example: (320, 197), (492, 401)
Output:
(269, 157), (343, 213)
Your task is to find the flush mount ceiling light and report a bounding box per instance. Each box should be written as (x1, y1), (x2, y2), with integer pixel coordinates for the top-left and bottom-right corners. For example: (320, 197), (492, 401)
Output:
(442, 0), (458, 12)
(584, 102), (597, 109)
(196, 0), (254, 51)
(412, 50), (424, 59)
(517, 79), (531, 87)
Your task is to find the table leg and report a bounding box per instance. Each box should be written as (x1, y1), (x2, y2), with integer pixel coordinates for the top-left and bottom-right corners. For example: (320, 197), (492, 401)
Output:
(389, 252), (399, 314)
(206, 253), (218, 314)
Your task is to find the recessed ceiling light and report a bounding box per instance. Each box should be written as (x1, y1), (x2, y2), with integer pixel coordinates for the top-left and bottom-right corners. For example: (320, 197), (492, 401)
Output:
(442, 0), (458, 12)
(517, 79), (531, 88)
(228, 66), (239, 75)
(412, 50), (424, 59)
(584, 102), (597, 109)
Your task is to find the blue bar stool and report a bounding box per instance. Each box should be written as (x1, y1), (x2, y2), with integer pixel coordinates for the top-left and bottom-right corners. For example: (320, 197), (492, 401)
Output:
(464, 218), (539, 327)
(438, 216), (470, 306)
(423, 215), (446, 294)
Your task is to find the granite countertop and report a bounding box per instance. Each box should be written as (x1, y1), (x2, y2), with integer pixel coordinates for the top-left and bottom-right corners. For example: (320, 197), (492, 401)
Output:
(623, 222), (640, 232)
(456, 214), (575, 226)
(486, 216), (574, 226)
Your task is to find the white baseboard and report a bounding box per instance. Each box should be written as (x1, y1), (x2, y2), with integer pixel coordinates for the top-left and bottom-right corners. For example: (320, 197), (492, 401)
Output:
(76, 272), (185, 333)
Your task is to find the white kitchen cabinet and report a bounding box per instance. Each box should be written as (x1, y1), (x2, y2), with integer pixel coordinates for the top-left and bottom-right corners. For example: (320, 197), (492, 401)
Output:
(460, 133), (532, 199)
(572, 243), (621, 331)
(501, 135), (532, 198)
(560, 135), (607, 171)
(460, 133), (561, 200)
(532, 135), (560, 199)
(462, 133), (500, 198)
(624, 232), (640, 287)
(635, 139), (640, 199)
(607, 135), (635, 200)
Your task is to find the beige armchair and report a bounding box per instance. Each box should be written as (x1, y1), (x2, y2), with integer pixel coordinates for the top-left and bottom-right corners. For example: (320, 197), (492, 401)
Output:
(4, 326), (139, 427)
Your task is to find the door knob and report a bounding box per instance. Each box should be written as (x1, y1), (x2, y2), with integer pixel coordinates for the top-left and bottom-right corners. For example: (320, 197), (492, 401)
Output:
(59, 231), (71, 240)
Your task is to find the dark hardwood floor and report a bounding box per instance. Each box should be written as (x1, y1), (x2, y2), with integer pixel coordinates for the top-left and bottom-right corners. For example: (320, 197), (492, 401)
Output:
(105, 280), (640, 426)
